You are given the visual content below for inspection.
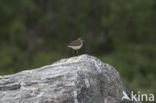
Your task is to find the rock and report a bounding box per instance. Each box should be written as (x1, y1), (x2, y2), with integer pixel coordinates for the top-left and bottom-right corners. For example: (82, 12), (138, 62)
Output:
(0, 54), (140, 103)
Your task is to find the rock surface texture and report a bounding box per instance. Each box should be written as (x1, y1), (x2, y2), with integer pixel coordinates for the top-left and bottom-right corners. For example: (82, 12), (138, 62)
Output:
(0, 54), (140, 103)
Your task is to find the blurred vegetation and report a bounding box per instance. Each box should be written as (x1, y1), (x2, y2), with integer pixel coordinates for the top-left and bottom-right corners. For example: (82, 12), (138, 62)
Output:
(0, 0), (155, 98)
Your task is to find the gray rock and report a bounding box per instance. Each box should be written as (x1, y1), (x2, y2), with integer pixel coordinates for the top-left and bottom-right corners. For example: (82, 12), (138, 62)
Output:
(0, 54), (140, 103)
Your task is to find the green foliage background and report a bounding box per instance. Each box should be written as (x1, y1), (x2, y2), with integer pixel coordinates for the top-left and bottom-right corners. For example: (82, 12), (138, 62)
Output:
(0, 0), (156, 97)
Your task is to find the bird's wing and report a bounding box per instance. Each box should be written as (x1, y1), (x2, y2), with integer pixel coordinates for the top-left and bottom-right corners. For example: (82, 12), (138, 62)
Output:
(68, 40), (81, 46)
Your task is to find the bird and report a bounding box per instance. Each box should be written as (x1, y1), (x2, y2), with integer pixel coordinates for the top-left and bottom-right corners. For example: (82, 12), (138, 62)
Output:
(67, 38), (84, 56)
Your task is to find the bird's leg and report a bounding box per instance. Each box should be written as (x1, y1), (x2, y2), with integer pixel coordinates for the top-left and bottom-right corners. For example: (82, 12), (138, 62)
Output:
(76, 50), (79, 56)
(72, 49), (75, 56)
